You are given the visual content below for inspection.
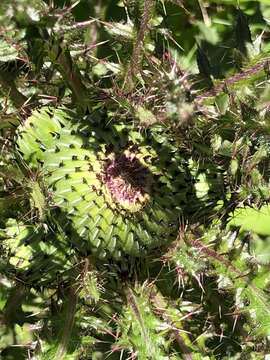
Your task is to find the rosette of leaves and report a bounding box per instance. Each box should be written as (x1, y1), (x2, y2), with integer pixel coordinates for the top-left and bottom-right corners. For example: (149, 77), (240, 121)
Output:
(16, 107), (198, 259)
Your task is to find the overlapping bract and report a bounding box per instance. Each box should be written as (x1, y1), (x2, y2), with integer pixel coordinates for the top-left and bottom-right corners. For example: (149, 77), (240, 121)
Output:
(16, 108), (191, 258)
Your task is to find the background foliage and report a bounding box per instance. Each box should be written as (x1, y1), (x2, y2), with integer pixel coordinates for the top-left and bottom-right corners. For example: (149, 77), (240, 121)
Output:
(1, 0), (270, 359)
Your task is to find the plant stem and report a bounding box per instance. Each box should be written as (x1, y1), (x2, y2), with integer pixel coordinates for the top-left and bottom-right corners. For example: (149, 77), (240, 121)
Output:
(125, 286), (151, 346)
(125, 0), (155, 90)
(195, 58), (270, 105)
(150, 286), (194, 360)
(54, 286), (78, 360)
(48, 40), (88, 108)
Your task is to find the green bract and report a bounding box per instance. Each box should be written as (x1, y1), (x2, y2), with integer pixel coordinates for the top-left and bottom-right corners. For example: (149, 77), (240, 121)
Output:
(16, 108), (191, 258)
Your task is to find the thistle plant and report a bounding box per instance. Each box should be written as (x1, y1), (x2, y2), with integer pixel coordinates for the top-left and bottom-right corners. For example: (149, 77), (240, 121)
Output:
(1, 1), (270, 359)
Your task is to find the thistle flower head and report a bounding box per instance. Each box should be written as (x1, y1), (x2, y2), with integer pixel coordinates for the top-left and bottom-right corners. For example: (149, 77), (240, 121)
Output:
(16, 108), (190, 258)
(102, 151), (152, 212)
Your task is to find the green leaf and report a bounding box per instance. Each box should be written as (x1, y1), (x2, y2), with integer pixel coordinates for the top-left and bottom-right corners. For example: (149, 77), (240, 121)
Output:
(104, 21), (134, 40)
(136, 106), (157, 126)
(230, 206), (270, 235)
(197, 21), (219, 45)
(0, 39), (18, 62)
(215, 93), (230, 114)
